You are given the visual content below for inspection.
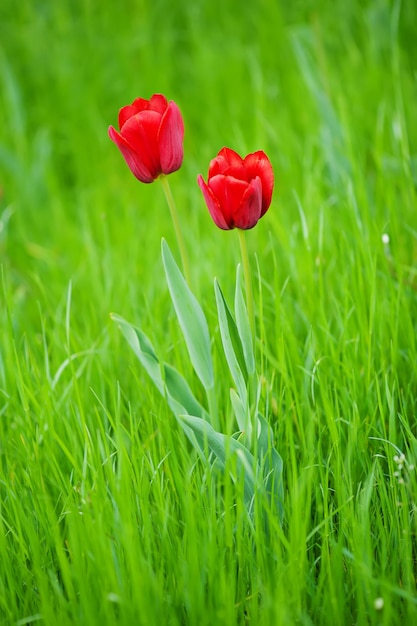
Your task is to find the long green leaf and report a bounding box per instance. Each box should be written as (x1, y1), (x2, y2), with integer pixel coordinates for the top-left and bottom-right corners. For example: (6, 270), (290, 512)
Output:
(162, 239), (214, 391)
(263, 447), (284, 524)
(234, 264), (255, 376)
(111, 313), (209, 453)
(214, 278), (247, 401)
(164, 363), (210, 422)
(230, 388), (251, 437)
(256, 412), (284, 523)
(110, 313), (164, 394)
(180, 414), (257, 506)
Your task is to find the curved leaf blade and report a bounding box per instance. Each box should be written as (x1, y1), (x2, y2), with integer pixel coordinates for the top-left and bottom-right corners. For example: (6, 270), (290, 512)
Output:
(111, 313), (210, 453)
(235, 264), (255, 376)
(214, 278), (247, 401)
(162, 239), (214, 390)
(180, 414), (257, 505)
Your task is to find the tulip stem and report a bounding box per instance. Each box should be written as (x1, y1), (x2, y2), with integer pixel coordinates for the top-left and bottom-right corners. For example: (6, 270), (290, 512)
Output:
(160, 175), (191, 286)
(238, 229), (255, 340)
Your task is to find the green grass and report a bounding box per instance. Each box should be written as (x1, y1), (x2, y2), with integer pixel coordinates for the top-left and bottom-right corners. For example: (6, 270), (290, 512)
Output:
(1, 0), (417, 623)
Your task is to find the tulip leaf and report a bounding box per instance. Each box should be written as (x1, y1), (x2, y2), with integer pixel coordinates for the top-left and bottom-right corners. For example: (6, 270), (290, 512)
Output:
(180, 414), (257, 506)
(164, 363), (211, 422)
(110, 313), (163, 393)
(111, 313), (209, 454)
(230, 387), (251, 437)
(214, 278), (248, 401)
(162, 239), (214, 391)
(235, 264), (255, 376)
(263, 447), (284, 523)
(256, 412), (284, 523)
(255, 411), (273, 456)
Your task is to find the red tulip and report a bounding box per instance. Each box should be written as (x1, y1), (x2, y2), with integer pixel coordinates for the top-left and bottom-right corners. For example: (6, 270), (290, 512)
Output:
(197, 147), (274, 230)
(108, 94), (184, 183)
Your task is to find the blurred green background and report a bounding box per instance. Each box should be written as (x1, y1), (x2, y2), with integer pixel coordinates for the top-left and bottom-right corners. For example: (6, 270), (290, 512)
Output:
(2, 0), (416, 312)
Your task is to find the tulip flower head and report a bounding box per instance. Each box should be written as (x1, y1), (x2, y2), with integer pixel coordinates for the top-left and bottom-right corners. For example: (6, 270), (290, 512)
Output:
(108, 94), (184, 183)
(197, 147), (274, 230)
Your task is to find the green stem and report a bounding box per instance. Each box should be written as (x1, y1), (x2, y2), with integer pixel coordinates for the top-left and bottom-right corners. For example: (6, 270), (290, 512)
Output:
(238, 229), (255, 340)
(160, 175), (191, 286)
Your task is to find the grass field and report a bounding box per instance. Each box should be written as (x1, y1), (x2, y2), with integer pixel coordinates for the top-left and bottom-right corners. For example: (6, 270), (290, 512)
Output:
(1, 0), (417, 624)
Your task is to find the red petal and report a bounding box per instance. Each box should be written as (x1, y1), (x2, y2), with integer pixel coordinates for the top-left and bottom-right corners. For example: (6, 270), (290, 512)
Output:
(197, 175), (231, 230)
(148, 93), (168, 115)
(208, 175), (249, 229)
(218, 147), (244, 168)
(108, 125), (155, 183)
(118, 94), (168, 130)
(120, 111), (162, 179)
(209, 147), (246, 180)
(158, 101), (184, 174)
(234, 176), (263, 229)
(243, 151), (274, 216)
(118, 98), (149, 130)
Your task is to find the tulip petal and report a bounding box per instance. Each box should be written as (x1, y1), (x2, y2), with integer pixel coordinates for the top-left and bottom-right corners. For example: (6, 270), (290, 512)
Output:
(158, 101), (185, 174)
(208, 175), (251, 229)
(218, 147), (244, 168)
(197, 175), (230, 230)
(121, 111), (162, 179)
(209, 147), (246, 180)
(243, 151), (274, 216)
(149, 93), (169, 115)
(234, 175), (263, 229)
(118, 98), (150, 130)
(108, 125), (155, 183)
(119, 94), (168, 130)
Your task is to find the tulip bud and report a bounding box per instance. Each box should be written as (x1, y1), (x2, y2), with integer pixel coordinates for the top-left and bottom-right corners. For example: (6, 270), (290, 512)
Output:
(109, 94), (184, 183)
(197, 147), (274, 230)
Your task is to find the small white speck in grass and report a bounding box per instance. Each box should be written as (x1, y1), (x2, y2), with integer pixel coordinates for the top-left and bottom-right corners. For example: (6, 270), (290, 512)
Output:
(107, 592), (122, 603)
(374, 597), (384, 611)
(382, 233), (390, 245)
